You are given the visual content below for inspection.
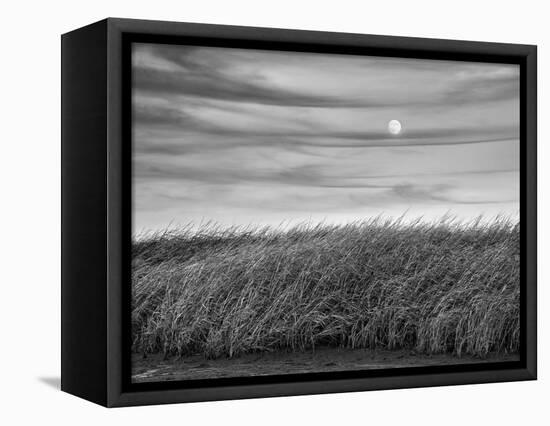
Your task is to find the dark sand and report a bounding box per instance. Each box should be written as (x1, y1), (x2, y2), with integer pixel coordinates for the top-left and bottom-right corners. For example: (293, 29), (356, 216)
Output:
(132, 347), (519, 383)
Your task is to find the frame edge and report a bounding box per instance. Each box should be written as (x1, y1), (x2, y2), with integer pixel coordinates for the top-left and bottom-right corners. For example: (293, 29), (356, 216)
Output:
(61, 19), (110, 407)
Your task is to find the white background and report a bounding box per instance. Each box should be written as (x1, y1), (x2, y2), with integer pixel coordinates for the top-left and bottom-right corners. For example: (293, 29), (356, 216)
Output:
(0, 0), (547, 424)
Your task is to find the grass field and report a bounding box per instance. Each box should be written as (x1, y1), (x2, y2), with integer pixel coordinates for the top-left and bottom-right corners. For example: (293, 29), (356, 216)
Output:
(131, 217), (520, 367)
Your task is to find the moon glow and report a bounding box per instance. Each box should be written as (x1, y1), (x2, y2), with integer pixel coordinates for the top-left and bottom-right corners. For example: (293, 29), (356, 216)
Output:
(388, 119), (402, 135)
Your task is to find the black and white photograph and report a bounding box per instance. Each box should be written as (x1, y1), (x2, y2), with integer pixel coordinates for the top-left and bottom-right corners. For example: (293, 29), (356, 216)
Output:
(130, 42), (521, 383)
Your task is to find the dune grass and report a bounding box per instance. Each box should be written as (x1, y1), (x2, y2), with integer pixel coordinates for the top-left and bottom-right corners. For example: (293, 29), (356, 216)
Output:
(131, 217), (520, 360)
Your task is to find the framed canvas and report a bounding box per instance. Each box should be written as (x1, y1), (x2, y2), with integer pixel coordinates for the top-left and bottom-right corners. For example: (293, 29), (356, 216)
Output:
(61, 18), (537, 407)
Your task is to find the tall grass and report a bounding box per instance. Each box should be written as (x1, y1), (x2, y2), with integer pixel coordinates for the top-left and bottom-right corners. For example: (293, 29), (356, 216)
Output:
(132, 217), (520, 359)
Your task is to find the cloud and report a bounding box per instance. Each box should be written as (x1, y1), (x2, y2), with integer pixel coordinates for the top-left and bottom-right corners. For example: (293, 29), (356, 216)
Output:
(133, 44), (519, 109)
(389, 183), (513, 205)
(135, 161), (392, 188)
(134, 128), (518, 156)
(133, 102), (518, 156)
(133, 104), (198, 127)
(133, 65), (371, 108)
(446, 70), (519, 105)
(134, 157), (518, 197)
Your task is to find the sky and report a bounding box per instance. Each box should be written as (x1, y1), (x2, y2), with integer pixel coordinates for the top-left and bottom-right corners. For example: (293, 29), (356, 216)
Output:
(132, 43), (520, 233)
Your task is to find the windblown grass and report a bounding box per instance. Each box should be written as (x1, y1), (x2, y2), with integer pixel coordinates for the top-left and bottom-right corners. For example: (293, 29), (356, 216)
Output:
(132, 217), (520, 359)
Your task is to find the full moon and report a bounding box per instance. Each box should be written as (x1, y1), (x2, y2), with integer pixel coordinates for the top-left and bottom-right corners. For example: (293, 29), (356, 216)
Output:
(388, 119), (402, 135)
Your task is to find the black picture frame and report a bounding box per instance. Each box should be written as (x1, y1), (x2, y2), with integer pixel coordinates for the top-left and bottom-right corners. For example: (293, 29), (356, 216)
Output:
(61, 17), (537, 407)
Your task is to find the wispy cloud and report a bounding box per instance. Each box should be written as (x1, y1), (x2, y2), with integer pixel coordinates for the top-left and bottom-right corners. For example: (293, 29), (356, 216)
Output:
(133, 102), (518, 155)
(133, 44), (519, 109)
